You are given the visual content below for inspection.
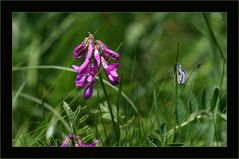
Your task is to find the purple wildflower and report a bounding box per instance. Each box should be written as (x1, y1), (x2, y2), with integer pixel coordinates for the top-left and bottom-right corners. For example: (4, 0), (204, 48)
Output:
(72, 37), (88, 60)
(72, 39), (94, 74)
(60, 133), (74, 147)
(97, 40), (120, 60)
(94, 45), (101, 67)
(76, 136), (99, 147)
(101, 57), (119, 85)
(73, 63), (98, 99)
(83, 83), (94, 99)
(72, 33), (121, 100)
(79, 139), (99, 147)
(61, 133), (99, 147)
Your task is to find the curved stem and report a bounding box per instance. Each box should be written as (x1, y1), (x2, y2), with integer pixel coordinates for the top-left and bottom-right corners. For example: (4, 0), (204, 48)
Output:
(18, 92), (71, 131)
(13, 65), (138, 114)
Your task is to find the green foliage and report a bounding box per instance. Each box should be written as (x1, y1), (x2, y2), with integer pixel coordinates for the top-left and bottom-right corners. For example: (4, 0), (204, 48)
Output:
(12, 12), (226, 147)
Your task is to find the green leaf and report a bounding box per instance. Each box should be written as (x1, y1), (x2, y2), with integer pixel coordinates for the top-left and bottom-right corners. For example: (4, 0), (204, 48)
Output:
(82, 134), (95, 143)
(219, 95), (227, 113)
(62, 101), (74, 128)
(77, 125), (91, 135)
(73, 105), (81, 127)
(211, 87), (219, 111)
(79, 114), (89, 124)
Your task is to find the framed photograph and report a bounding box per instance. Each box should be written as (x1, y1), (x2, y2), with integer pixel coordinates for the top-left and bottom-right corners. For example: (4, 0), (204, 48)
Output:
(1, 0), (238, 158)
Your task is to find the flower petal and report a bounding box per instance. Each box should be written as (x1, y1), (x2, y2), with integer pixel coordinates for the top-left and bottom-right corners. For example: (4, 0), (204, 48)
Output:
(97, 40), (120, 60)
(83, 84), (94, 99)
(94, 45), (101, 67)
(72, 38), (88, 60)
(110, 70), (118, 77)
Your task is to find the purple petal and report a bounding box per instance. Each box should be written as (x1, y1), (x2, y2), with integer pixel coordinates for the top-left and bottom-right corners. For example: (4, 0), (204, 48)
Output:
(61, 143), (68, 147)
(68, 133), (74, 140)
(110, 70), (118, 77)
(73, 59), (90, 74)
(88, 139), (99, 147)
(89, 64), (98, 77)
(87, 75), (93, 83)
(108, 63), (119, 71)
(97, 40), (120, 60)
(101, 56), (109, 69)
(72, 38), (88, 60)
(106, 63), (119, 85)
(94, 45), (101, 67)
(83, 84), (94, 99)
(72, 39), (94, 74)
(103, 47), (120, 60)
(79, 139), (99, 147)
(72, 65), (81, 71)
(61, 134), (73, 147)
(86, 39), (94, 59)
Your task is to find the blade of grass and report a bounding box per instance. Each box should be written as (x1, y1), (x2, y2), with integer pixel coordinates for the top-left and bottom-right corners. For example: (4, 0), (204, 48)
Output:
(117, 75), (123, 146)
(18, 92), (71, 131)
(96, 84), (108, 143)
(202, 13), (226, 62)
(13, 81), (26, 108)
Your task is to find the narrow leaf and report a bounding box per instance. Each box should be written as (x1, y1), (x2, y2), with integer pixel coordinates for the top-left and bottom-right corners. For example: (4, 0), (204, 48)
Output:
(211, 88), (219, 111)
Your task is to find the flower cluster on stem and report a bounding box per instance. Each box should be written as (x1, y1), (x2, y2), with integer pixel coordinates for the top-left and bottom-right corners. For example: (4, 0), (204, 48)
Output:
(72, 33), (120, 99)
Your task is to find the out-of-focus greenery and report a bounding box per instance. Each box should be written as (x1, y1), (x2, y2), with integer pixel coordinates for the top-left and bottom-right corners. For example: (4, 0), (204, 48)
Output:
(12, 12), (227, 147)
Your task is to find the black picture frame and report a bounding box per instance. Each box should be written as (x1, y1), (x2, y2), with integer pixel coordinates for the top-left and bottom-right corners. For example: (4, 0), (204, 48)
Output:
(1, 0), (238, 158)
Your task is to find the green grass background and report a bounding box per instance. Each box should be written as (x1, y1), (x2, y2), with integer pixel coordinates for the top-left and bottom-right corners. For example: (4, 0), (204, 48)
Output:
(12, 12), (227, 147)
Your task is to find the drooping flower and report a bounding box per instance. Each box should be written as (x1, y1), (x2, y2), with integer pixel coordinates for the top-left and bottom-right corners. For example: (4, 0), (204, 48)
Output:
(97, 40), (120, 60)
(83, 82), (94, 99)
(72, 33), (121, 100)
(101, 57), (119, 85)
(72, 39), (94, 74)
(94, 45), (101, 67)
(73, 63), (98, 99)
(72, 37), (88, 60)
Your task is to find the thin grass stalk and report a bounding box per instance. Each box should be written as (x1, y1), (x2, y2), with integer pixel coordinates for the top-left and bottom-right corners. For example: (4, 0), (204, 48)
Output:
(117, 75), (123, 146)
(96, 83), (108, 144)
(98, 73), (119, 145)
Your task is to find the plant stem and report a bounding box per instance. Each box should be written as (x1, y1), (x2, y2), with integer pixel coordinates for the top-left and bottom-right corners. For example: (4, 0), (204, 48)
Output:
(96, 84), (108, 143)
(117, 75), (123, 146)
(98, 73), (119, 145)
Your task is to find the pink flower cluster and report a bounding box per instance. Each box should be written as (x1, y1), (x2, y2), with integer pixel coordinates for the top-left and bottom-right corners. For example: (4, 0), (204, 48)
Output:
(61, 133), (99, 147)
(72, 33), (120, 99)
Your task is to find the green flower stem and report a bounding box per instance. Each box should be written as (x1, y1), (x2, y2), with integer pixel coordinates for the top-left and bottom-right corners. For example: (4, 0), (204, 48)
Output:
(98, 73), (119, 144)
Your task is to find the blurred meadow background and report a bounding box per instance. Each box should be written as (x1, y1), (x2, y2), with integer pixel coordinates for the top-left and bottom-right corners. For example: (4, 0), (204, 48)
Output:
(12, 12), (227, 147)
